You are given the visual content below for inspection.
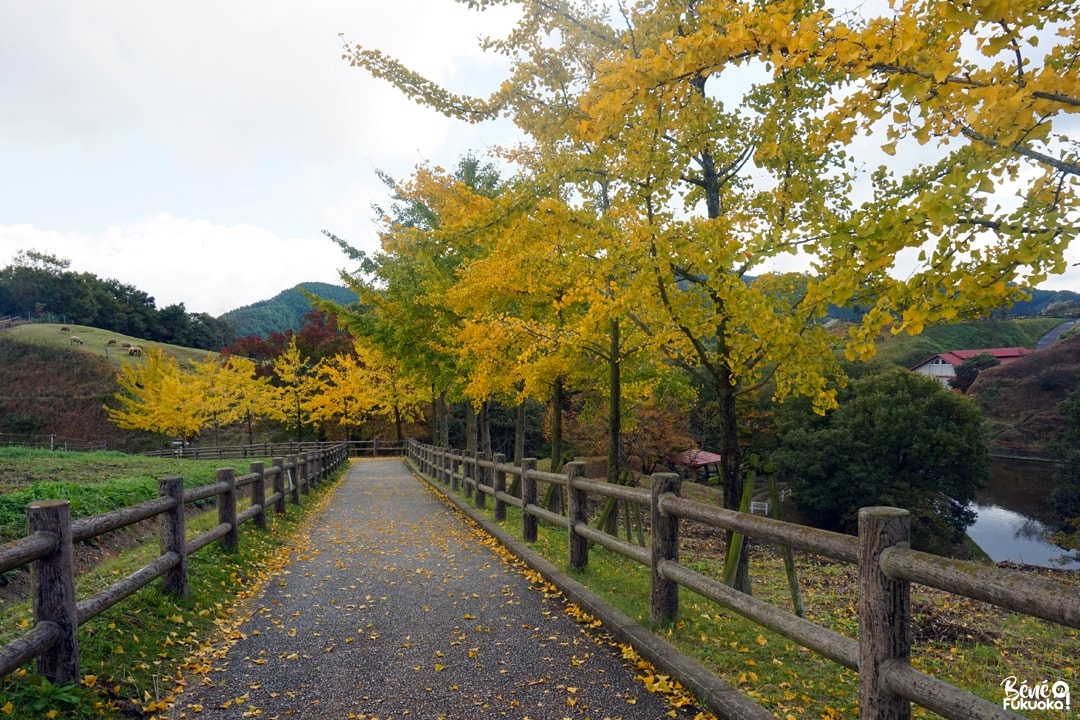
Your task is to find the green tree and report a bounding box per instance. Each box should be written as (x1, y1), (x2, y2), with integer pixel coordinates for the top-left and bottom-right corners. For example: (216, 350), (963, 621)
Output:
(775, 368), (989, 554)
(950, 353), (1001, 393)
(1052, 389), (1080, 527)
(324, 154), (504, 446)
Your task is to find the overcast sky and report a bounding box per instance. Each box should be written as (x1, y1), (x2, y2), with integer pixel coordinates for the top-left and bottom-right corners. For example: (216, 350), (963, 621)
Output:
(2, 2), (1078, 319)
(0, 1), (520, 316)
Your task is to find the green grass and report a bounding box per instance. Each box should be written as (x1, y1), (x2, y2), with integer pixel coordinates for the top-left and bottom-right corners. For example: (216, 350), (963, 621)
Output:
(432, 472), (1080, 720)
(870, 317), (1063, 369)
(0, 450), (345, 719)
(0, 449), (274, 543)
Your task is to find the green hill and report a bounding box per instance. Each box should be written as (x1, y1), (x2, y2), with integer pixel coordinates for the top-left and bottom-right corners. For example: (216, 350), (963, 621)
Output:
(219, 282), (358, 338)
(868, 317), (1064, 369)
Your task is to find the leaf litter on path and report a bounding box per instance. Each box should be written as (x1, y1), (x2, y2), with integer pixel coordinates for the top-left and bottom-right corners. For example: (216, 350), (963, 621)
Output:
(168, 459), (711, 720)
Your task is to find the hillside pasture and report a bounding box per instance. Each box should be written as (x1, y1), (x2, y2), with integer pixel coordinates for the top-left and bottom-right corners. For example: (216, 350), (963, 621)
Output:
(2, 323), (216, 368)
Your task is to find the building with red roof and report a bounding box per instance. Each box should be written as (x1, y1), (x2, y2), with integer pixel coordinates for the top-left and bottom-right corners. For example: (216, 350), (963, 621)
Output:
(910, 347), (1033, 387)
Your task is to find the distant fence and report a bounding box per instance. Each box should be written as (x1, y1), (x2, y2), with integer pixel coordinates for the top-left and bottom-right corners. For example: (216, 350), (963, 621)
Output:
(144, 439), (403, 460)
(0, 433), (109, 452)
(405, 439), (1079, 720)
(0, 315), (25, 331)
(0, 444), (348, 685)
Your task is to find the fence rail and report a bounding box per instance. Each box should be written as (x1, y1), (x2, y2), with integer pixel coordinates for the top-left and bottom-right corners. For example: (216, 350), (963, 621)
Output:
(143, 439), (403, 460)
(0, 433), (109, 453)
(0, 444), (348, 685)
(405, 439), (1079, 720)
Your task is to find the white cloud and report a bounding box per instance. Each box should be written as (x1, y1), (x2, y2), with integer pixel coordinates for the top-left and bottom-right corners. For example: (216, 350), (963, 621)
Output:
(0, 0), (521, 317)
(0, 216), (350, 316)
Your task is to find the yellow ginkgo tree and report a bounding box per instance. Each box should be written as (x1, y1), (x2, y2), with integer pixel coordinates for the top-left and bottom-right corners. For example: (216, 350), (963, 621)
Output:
(272, 336), (313, 444)
(105, 347), (207, 446)
(344, 0), (1079, 591)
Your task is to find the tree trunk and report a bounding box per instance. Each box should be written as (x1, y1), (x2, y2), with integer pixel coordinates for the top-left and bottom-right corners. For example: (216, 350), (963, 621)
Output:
(551, 377), (564, 472)
(439, 391), (450, 446)
(393, 404), (403, 445)
(515, 400), (525, 464)
(607, 319), (621, 486)
(480, 399), (492, 456)
(466, 402), (477, 453)
(715, 358), (750, 593)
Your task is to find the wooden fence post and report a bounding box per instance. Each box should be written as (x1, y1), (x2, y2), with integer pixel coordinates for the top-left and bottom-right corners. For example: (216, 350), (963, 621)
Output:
(287, 455), (300, 505)
(859, 507), (911, 720)
(463, 451), (475, 499)
(651, 472), (681, 624)
(521, 458), (538, 542)
(159, 476), (188, 598)
(218, 468), (238, 552)
(566, 462), (588, 571)
(272, 457), (286, 514)
(493, 453), (507, 521)
(28, 500), (79, 685)
(476, 451), (490, 509)
(298, 453), (309, 495)
(448, 449), (457, 490)
(250, 462), (267, 530)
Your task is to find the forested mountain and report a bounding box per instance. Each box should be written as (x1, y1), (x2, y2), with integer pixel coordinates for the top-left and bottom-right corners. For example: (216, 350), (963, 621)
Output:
(219, 282), (358, 338)
(1007, 288), (1080, 317)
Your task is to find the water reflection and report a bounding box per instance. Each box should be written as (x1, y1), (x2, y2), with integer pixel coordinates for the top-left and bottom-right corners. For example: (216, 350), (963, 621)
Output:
(966, 458), (1080, 569)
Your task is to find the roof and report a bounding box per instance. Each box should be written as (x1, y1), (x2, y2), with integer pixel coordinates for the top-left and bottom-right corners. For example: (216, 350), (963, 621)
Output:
(911, 347), (1033, 370)
(665, 449), (723, 468)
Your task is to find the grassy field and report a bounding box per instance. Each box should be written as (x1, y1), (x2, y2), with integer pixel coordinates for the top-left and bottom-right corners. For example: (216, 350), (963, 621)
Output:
(3, 323), (215, 369)
(0, 448), (341, 719)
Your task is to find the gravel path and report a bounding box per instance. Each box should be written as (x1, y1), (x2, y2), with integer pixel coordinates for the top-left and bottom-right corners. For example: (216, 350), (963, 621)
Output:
(171, 459), (700, 720)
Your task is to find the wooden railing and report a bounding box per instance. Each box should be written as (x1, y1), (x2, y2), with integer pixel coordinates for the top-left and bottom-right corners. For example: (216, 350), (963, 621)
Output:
(144, 439), (403, 460)
(405, 439), (1080, 720)
(0, 444), (349, 685)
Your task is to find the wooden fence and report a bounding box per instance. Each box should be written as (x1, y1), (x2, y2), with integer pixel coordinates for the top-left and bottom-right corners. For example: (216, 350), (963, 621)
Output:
(406, 439), (1080, 720)
(0, 433), (109, 452)
(0, 444), (349, 685)
(144, 439), (403, 461)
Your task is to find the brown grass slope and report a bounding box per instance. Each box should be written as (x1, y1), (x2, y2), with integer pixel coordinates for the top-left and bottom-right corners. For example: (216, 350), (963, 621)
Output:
(968, 332), (1080, 453)
(0, 334), (131, 448)
(0, 323), (215, 451)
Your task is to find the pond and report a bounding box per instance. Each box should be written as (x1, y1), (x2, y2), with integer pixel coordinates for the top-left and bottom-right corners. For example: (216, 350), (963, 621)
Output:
(965, 458), (1080, 569)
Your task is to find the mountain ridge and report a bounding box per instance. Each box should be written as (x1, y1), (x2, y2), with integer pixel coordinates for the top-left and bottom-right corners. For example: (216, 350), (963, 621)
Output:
(218, 282), (358, 338)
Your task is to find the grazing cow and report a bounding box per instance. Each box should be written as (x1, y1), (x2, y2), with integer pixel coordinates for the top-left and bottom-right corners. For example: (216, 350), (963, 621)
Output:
(69, 336), (83, 345)
(106, 338), (118, 346)
(128, 346), (142, 356)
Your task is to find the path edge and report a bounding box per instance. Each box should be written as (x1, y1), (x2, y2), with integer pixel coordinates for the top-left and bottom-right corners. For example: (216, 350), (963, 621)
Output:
(404, 457), (772, 720)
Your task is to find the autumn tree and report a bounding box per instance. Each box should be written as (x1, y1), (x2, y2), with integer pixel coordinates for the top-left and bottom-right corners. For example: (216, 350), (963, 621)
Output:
(344, 0), (1078, 590)
(222, 355), (284, 445)
(272, 335), (313, 444)
(324, 155), (504, 447)
(105, 347), (206, 445)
